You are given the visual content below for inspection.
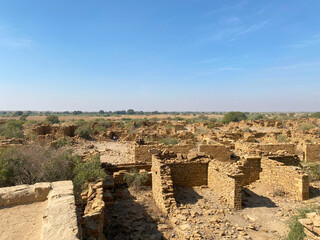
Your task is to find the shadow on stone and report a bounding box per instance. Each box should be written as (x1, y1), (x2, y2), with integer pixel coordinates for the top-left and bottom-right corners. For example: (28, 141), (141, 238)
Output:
(242, 188), (277, 208)
(104, 186), (165, 240)
(174, 186), (203, 206)
(309, 185), (320, 199)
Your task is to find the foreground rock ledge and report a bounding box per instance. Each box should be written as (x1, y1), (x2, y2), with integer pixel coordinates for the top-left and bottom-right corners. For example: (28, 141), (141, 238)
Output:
(0, 181), (81, 240)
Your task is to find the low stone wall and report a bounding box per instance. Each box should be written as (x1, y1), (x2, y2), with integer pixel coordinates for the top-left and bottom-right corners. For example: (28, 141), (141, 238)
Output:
(198, 144), (232, 162)
(168, 161), (208, 187)
(0, 181), (81, 240)
(0, 182), (51, 206)
(259, 158), (309, 200)
(113, 169), (152, 185)
(81, 181), (105, 240)
(151, 155), (176, 215)
(134, 143), (196, 163)
(237, 156), (262, 186)
(235, 142), (296, 155)
(42, 181), (80, 240)
(304, 143), (320, 162)
(208, 161), (243, 210)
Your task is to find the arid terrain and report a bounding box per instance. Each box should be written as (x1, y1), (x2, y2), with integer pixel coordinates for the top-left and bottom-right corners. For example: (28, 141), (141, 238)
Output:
(1, 112), (320, 239)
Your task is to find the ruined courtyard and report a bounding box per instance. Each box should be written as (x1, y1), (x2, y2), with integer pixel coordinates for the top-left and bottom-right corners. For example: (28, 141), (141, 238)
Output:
(1, 114), (320, 239)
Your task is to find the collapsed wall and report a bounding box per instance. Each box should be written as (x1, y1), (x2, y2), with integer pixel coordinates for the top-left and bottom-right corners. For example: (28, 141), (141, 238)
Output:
(208, 161), (244, 210)
(235, 142), (296, 155)
(198, 144), (232, 162)
(259, 157), (309, 200)
(151, 155), (176, 214)
(135, 143), (195, 163)
(303, 143), (320, 162)
(237, 156), (262, 186)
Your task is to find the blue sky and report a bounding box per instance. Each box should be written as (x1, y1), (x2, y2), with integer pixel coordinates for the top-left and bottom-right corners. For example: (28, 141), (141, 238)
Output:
(0, 0), (319, 112)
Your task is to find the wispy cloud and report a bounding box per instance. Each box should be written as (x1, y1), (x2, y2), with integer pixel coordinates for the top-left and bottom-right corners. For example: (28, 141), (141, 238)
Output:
(204, 1), (248, 16)
(0, 24), (34, 48)
(288, 35), (320, 48)
(0, 38), (34, 48)
(203, 19), (271, 43)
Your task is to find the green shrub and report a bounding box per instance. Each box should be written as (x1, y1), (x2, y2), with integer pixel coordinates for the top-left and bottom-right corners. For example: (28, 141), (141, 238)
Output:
(310, 112), (320, 118)
(0, 145), (75, 187)
(207, 122), (215, 129)
(159, 137), (178, 145)
(303, 163), (320, 182)
(75, 124), (92, 139)
(173, 117), (184, 121)
(93, 119), (112, 129)
(248, 113), (267, 121)
(299, 123), (315, 131)
(72, 154), (107, 197)
(56, 137), (71, 148)
(125, 119), (147, 130)
(277, 134), (288, 143)
(75, 119), (87, 126)
(123, 169), (149, 190)
(222, 112), (247, 124)
(0, 120), (25, 139)
(45, 115), (60, 124)
(287, 206), (319, 240)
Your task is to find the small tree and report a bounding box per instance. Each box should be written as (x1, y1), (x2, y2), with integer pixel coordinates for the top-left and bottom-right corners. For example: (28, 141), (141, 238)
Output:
(222, 112), (247, 124)
(75, 124), (92, 139)
(46, 115), (60, 124)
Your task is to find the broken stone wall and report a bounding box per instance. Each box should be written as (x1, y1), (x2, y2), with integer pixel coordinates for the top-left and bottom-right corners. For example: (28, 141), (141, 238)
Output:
(304, 143), (320, 162)
(151, 155), (176, 215)
(259, 158), (309, 200)
(198, 144), (232, 162)
(237, 156), (262, 186)
(207, 161), (243, 210)
(134, 143), (195, 163)
(235, 142), (296, 155)
(168, 161), (208, 187)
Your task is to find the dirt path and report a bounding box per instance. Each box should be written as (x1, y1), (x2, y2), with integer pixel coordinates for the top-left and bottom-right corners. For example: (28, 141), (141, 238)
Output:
(0, 201), (47, 240)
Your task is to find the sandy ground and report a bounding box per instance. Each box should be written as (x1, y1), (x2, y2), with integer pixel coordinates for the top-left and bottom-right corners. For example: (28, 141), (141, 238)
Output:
(98, 141), (134, 164)
(0, 201), (47, 240)
(74, 141), (135, 164)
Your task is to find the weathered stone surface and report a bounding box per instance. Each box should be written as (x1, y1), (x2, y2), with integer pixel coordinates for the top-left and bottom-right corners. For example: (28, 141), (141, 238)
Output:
(41, 181), (80, 240)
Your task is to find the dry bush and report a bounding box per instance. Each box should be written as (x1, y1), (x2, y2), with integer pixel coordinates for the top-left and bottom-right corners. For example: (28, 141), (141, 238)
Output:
(0, 144), (74, 187)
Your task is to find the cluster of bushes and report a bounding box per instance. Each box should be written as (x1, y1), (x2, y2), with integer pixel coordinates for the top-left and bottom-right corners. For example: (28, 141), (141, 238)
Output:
(0, 144), (106, 199)
(123, 169), (149, 190)
(75, 124), (92, 139)
(124, 119), (148, 131)
(222, 112), (247, 124)
(159, 137), (178, 145)
(0, 120), (25, 139)
(299, 123), (316, 131)
(310, 112), (320, 118)
(45, 115), (60, 124)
